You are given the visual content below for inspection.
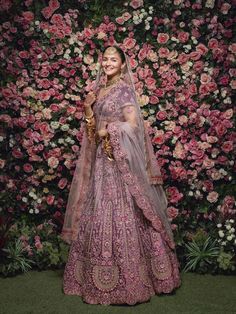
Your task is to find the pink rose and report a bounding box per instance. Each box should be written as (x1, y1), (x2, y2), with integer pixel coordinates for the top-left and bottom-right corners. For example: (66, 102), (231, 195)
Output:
(51, 14), (63, 25)
(145, 77), (156, 90)
(208, 38), (219, 49)
(12, 148), (23, 159)
(41, 6), (53, 19)
(58, 178), (68, 189)
(156, 111), (167, 120)
(149, 95), (159, 104)
(229, 43), (236, 54)
(22, 11), (34, 22)
(196, 43), (208, 55)
(123, 12), (132, 21)
(115, 16), (124, 25)
(138, 48), (148, 62)
(157, 33), (169, 44)
(49, 0), (60, 10)
(23, 163), (33, 173)
(166, 186), (183, 204)
(130, 0), (143, 9)
(177, 31), (189, 43)
(219, 75), (229, 85)
(200, 73), (211, 84)
(167, 206), (179, 220)
(158, 47), (169, 58)
(207, 191), (219, 203)
(19, 51), (30, 59)
(123, 37), (136, 50)
(178, 53), (189, 64)
(193, 60), (204, 72)
(215, 124), (226, 137)
(83, 28), (94, 38)
(190, 51), (201, 61)
(222, 141), (233, 153)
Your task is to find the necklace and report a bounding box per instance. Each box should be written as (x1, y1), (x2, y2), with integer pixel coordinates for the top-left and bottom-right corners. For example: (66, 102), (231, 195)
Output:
(104, 76), (121, 90)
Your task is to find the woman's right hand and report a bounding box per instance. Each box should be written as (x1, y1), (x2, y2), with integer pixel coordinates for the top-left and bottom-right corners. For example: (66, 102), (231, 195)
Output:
(84, 91), (96, 108)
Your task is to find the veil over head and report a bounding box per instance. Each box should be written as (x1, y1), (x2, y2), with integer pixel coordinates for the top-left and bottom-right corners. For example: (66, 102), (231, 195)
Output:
(61, 45), (174, 247)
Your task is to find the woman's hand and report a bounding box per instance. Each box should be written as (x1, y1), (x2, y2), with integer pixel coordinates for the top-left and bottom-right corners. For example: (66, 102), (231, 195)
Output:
(97, 128), (108, 138)
(84, 91), (96, 108)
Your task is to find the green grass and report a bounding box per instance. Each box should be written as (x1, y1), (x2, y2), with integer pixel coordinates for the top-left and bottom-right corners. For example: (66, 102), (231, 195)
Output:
(0, 270), (236, 314)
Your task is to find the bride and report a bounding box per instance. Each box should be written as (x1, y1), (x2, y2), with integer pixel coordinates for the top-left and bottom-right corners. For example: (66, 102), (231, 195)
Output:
(61, 45), (181, 305)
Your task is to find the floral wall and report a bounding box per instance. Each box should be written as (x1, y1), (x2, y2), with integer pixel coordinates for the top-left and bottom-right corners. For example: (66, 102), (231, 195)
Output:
(0, 0), (235, 276)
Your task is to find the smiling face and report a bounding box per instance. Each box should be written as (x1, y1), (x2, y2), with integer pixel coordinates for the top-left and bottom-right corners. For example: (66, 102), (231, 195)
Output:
(101, 47), (125, 80)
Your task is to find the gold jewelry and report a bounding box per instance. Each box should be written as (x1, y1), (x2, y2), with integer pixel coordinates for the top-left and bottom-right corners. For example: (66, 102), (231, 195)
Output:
(104, 76), (121, 90)
(84, 111), (94, 120)
(103, 133), (114, 161)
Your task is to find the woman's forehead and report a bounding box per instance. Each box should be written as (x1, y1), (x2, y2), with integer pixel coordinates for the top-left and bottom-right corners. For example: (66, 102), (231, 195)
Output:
(103, 49), (120, 59)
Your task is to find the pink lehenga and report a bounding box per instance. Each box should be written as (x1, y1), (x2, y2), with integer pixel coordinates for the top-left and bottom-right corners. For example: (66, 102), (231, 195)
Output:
(61, 77), (181, 305)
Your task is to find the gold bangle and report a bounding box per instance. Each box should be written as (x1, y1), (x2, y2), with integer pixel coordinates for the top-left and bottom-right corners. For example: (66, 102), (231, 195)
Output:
(84, 111), (94, 120)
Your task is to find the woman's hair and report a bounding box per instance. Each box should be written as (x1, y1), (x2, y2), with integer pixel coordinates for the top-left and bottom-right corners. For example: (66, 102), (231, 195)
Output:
(104, 46), (126, 64)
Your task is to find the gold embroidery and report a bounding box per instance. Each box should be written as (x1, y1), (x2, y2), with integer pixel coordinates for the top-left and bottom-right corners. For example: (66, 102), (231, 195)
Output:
(85, 116), (96, 142)
(151, 255), (172, 280)
(139, 263), (152, 287)
(92, 265), (119, 292)
(74, 260), (84, 284)
(103, 133), (114, 161)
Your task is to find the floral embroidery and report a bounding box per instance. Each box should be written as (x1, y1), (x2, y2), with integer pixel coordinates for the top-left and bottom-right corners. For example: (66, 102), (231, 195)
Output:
(92, 265), (120, 292)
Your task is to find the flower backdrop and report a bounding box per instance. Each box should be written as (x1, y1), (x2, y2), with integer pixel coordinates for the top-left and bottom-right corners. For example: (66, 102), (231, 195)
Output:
(0, 0), (235, 276)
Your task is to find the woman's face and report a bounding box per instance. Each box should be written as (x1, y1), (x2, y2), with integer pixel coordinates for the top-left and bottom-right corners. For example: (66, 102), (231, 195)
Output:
(101, 48), (124, 79)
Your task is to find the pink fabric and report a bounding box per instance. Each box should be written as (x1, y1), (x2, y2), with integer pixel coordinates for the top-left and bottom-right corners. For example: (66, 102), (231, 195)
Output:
(62, 81), (181, 304)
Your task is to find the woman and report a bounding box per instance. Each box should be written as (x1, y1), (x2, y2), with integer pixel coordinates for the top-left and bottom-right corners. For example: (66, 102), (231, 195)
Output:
(61, 46), (181, 305)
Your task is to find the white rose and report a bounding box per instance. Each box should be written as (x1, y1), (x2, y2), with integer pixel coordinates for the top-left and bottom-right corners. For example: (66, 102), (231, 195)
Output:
(218, 230), (224, 238)
(61, 124), (69, 131)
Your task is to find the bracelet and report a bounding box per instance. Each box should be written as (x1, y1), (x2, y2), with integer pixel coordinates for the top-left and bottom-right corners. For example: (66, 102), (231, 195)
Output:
(84, 111), (94, 120)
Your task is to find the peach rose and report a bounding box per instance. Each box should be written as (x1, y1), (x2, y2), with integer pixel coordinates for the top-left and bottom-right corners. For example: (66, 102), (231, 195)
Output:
(48, 156), (59, 168)
(207, 191), (219, 203)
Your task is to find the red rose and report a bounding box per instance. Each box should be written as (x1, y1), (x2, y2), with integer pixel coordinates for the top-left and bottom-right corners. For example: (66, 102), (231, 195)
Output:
(46, 195), (55, 205)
